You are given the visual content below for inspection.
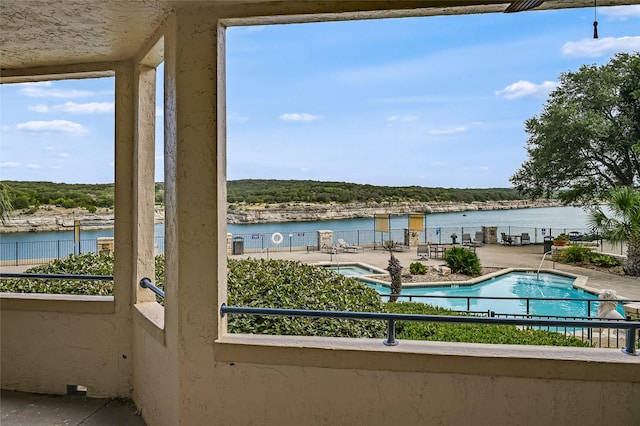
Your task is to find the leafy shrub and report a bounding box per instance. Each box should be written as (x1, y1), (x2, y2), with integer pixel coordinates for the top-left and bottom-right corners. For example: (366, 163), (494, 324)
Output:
(385, 302), (591, 347)
(227, 258), (385, 338)
(590, 254), (619, 268)
(0, 253), (115, 295)
(409, 262), (427, 275)
(560, 245), (592, 264)
(444, 247), (481, 276)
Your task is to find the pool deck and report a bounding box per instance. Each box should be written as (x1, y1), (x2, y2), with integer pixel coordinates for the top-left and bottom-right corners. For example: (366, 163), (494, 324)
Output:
(232, 243), (640, 300)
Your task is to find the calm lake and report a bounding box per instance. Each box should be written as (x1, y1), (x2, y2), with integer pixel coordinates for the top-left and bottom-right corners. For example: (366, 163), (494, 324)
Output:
(1, 205), (598, 244)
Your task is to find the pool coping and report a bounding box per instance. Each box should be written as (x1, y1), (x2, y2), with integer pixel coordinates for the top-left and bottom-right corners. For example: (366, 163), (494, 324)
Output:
(315, 262), (633, 303)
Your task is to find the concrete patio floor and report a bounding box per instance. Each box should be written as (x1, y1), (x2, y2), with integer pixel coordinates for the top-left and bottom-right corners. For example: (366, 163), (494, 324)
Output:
(0, 390), (145, 426)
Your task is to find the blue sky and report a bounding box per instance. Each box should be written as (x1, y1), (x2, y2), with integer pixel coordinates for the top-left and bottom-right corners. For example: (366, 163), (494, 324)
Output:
(1, 5), (639, 188)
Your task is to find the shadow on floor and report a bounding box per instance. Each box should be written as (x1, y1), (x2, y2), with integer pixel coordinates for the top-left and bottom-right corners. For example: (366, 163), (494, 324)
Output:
(1, 390), (146, 426)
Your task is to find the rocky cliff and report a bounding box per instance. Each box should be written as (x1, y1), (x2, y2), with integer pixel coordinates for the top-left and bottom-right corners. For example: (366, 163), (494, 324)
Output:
(1, 200), (565, 233)
(226, 200), (565, 224)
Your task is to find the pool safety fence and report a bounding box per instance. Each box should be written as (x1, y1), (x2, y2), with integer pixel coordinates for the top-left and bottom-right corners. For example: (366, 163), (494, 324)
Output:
(377, 294), (640, 318)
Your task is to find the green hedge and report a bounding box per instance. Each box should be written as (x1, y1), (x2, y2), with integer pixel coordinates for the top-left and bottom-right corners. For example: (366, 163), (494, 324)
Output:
(1, 253), (592, 347)
(385, 302), (591, 347)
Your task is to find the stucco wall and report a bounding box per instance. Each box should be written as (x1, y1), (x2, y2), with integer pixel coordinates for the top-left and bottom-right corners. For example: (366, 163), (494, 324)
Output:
(212, 362), (639, 426)
(0, 299), (131, 397)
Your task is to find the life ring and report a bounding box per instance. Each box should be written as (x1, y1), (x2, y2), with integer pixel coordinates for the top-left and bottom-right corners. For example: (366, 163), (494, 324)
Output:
(271, 232), (284, 245)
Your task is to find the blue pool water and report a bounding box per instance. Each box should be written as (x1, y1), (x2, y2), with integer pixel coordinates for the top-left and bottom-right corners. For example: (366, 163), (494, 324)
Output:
(365, 271), (622, 318)
(324, 264), (386, 276)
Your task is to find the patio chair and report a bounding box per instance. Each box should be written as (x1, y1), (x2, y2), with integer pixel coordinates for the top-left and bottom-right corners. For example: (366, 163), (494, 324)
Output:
(337, 238), (362, 253)
(521, 232), (530, 245)
(472, 231), (484, 246)
(417, 244), (429, 260)
(501, 233), (513, 246)
(461, 233), (472, 245)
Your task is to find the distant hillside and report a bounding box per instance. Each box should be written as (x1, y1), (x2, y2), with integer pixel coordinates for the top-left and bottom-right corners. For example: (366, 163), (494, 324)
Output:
(1, 180), (528, 213)
(226, 179), (526, 205)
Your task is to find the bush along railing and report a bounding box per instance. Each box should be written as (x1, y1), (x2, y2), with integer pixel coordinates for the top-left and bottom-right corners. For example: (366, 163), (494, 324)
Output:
(219, 303), (639, 355)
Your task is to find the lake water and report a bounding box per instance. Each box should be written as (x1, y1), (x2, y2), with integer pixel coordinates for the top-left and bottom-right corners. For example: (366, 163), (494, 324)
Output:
(0, 205), (598, 244)
(1, 206), (600, 262)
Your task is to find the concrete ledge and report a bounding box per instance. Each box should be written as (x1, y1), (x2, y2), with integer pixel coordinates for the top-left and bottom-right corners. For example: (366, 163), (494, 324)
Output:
(215, 334), (640, 383)
(0, 293), (114, 314)
(134, 302), (165, 345)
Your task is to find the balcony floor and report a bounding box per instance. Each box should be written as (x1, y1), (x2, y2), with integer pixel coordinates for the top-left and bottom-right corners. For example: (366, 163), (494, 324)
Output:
(1, 390), (146, 426)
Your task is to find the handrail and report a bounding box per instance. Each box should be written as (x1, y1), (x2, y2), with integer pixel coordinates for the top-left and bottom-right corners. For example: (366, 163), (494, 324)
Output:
(0, 272), (114, 280)
(220, 303), (639, 355)
(139, 277), (165, 299)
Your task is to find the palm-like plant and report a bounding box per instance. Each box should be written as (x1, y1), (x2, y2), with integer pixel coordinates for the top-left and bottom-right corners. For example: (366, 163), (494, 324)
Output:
(382, 240), (402, 302)
(588, 186), (640, 276)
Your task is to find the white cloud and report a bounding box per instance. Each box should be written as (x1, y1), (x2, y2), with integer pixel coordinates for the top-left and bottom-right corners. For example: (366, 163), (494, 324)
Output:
(18, 82), (93, 98)
(0, 161), (21, 168)
(29, 104), (50, 113)
(56, 102), (114, 113)
(56, 153), (70, 158)
(228, 112), (249, 122)
(388, 115), (419, 122)
(279, 113), (320, 122)
(495, 80), (558, 99)
(562, 36), (640, 57)
(599, 5), (640, 20)
(26, 163), (41, 169)
(428, 126), (467, 135)
(16, 120), (87, 133)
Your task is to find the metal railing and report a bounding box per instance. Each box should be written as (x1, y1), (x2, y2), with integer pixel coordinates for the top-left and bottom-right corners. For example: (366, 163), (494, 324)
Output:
(219, 303), (639, 355)
(0, 272), (113, 281)
(139, 277), (165, 298)
(374, 293), (640, 318)
(2, 226), (627, 265)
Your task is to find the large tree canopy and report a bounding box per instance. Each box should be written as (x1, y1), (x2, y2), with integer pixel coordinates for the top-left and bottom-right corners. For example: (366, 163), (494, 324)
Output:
(511, 53), (640, 204)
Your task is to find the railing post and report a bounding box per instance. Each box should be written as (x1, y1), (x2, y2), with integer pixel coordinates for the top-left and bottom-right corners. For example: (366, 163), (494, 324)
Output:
(15, 242), (18, 266)
(622, 317), (637, 355)
(383, 319), (398, 346)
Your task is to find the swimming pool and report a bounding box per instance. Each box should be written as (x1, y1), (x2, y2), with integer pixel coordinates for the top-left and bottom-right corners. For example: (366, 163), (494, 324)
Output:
(322, 263), (387, 276)
(365, 271), (622, 318)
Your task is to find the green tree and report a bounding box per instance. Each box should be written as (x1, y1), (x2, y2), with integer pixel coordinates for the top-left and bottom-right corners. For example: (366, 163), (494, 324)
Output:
(0, 183), (12, 224)
(511, 53), (640, 204)
(588, 186), (640, 276)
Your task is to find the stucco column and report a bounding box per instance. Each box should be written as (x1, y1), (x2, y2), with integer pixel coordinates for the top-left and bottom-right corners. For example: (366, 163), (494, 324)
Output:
(164, 8), (226, 424)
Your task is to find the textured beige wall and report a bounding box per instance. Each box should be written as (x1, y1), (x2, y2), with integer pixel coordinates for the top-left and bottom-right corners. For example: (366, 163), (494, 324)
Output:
(0, 304), (130, 397)
(211, 362), (640, 426)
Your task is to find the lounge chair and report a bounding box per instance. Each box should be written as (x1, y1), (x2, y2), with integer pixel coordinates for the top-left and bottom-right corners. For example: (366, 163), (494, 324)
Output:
(417, 244), (429, 260)
(521, 232), (530, 245)
(337, 238), (363, 253)
(472, 231), (484, 246)
(461, 233), (472, 245)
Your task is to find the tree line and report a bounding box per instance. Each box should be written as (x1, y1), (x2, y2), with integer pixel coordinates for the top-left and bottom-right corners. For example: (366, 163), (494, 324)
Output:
(0, 179), (526, 213)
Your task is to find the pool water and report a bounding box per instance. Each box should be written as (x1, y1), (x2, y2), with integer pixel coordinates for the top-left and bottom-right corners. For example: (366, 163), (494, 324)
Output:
(324, 264), (386, 276)
(366, 271), (623, 318)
